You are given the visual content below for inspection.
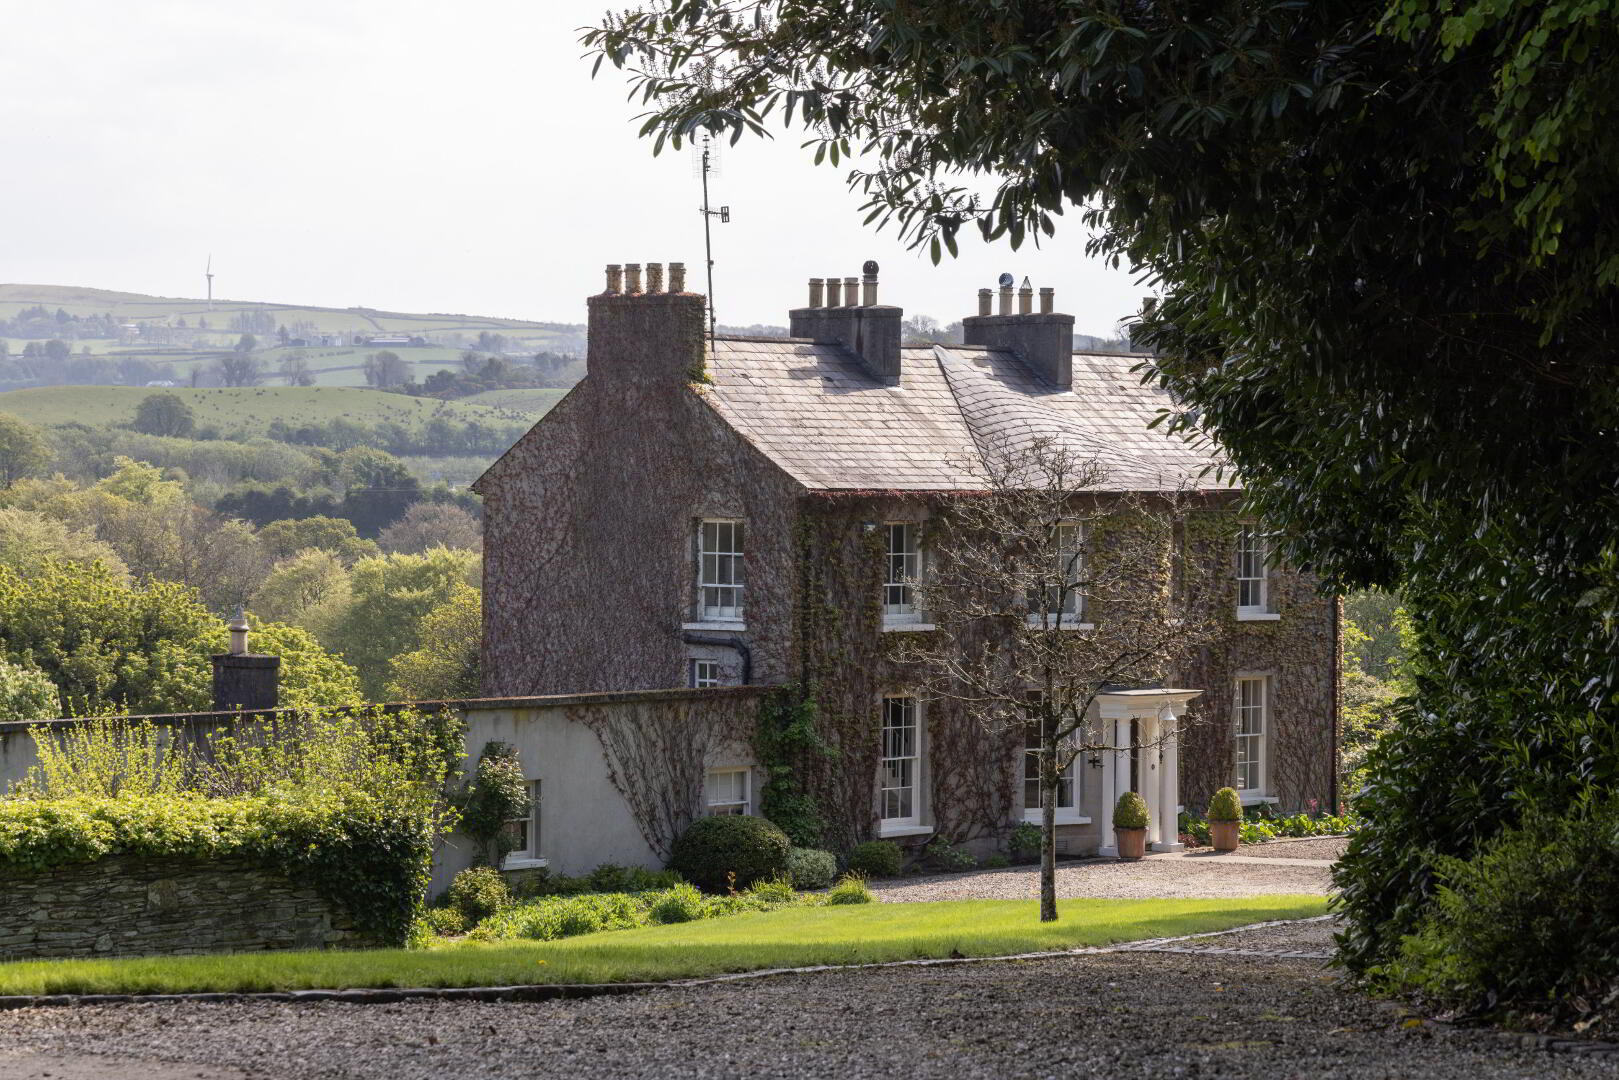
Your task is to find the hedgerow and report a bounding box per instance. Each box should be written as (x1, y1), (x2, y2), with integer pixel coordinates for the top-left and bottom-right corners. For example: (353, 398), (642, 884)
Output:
(0, 707), (459, 947)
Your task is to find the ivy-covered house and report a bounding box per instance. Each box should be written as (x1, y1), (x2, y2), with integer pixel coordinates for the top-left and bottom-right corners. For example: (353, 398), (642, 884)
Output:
(472, 262), (1338, 865)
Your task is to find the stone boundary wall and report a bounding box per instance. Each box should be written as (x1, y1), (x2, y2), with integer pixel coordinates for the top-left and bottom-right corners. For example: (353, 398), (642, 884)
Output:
(0, 856), (367, 961)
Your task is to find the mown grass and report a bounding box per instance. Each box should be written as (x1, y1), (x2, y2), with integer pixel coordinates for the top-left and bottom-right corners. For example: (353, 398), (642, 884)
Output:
(0, 895), (1326, 996)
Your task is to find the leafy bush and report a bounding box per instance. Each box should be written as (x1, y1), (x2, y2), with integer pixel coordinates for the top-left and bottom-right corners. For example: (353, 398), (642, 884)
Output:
(746, 876), (799, 904)
(1114, 791), (1149, 829)
(667, 814), (791, 893)
(1008, 821), (1041, 863)
(458, 742), (530, 865)
(510, 864), (685, 899)
(922, 836), (977, 872)
(1208, 787), (1243, 822)
(1378, 801), (1619, 1030)
(0, 658), (58, 722)
(785, 847), (838, 890)
(1179, 812), (1212, 847)
(647, 882), (706, 924)
(981, 854), (1010, 869)
(846, 840), (903, 878)
(448, 866), (510, 923)
(825, 874), (875, 905)
(426, 906), (468, 936)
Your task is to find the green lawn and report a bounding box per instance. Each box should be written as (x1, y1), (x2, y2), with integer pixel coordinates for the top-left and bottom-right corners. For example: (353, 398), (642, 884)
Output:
(0, 896), (1326, 996)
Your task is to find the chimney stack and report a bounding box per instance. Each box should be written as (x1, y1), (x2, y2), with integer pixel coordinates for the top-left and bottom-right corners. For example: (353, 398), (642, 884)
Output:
(962, 277), (1077, 390)
(211, 607), (279, 712)
(788, 260), (904, 384)
(588, 260), (707, 385)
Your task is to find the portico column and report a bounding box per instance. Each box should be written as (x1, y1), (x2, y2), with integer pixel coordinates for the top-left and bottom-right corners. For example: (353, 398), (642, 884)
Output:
(1097, 713), (1119, 857)
(1152, 704), (1184, 852)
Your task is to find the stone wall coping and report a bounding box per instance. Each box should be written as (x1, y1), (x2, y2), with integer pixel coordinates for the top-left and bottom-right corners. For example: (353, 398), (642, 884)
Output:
(0, 684), (778, 736)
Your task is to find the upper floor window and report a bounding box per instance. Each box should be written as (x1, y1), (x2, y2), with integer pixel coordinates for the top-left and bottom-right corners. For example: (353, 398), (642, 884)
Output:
(1029, 521), (1084, 621)
(697, 519), (744, 621)
(879, 696), (921, 827)
(1234, 676), (1268, 794)
(1236, 524), (1268, 614)
(706, 767), (751, 815)
(884, 522), (921, 623)
(690, 659), (722, 688)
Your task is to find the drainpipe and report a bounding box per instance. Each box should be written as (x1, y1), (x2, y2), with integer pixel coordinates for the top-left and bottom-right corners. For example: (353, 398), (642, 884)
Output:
(1330, 597), (1342, 815)
(681, 631), (752, 685)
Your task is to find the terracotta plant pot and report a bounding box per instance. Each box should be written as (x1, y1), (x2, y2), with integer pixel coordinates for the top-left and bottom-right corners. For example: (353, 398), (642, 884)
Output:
(1210, 820), (1241, 852)
(1115, 826), (1148, 860)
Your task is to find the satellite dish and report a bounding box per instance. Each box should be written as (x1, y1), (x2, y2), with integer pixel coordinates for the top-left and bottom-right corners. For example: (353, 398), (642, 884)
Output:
(997, 272), (1015, 288)
(862, 259), (879, 276)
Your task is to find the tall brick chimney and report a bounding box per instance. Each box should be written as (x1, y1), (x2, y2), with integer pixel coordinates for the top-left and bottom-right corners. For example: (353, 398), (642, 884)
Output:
(588, 261), (707, 384)
(211, 607), (279, 712)
(788, 261), (903, 384)
(961, 275), (1077, 389)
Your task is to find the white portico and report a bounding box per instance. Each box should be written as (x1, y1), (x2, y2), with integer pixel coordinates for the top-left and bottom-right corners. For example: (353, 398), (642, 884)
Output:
(1095, 688), (1203, 856)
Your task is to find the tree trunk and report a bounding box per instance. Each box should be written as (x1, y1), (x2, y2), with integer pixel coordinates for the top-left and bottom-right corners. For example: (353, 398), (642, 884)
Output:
(1040, 722), (1059, 922)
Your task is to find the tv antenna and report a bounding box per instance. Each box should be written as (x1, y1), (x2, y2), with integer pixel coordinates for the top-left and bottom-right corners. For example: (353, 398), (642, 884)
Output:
(205, 255), (215, 311)
(694, 133), (729, 347)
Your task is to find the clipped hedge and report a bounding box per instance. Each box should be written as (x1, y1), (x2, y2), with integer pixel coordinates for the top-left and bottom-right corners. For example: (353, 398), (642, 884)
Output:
(667, 814), (792, 893)
(847, 840), (903, 878)
(0, 792), (436, 947)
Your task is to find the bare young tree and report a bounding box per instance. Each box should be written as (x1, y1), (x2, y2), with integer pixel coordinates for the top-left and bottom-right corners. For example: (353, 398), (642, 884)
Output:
(900, 436), (1224, 922)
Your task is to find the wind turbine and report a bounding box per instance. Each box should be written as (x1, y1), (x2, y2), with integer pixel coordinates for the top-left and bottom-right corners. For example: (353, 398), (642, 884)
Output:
(205, 255), (215, 311)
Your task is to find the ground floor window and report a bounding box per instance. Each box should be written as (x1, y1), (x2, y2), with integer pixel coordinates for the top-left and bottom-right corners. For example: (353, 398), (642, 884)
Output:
(880, 696), (921, 826)
(1022, 728), (1078, 820)
(706, 767), (750, 815)
(1235, 676), (1268, 795)
(502, 779), (542, 861)
(690, 659), (722, 688)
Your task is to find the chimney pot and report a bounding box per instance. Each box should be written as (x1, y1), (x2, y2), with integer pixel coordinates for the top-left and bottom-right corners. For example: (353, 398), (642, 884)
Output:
(647, 262), (664, 293)
(605, 264), (623, 294)
(861, 260), (878, 306)
(625, 263), (643, 294)
(669, 262), (686, 292)
(978, 289), (993, 317)
(998, 283), (1014, 316)
(825, 277), (842, 307)
(843, 277), (858, 307)
(808, 278), (824, 307)
(1039, 287), (1054, 314)
(227, 605), (249, 655)
(1018, 277), (1034, 315)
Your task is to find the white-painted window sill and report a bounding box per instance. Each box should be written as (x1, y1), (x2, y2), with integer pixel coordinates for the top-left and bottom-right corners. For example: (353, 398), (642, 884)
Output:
(1235, 611), (1282, 622)
(876, 823), (934, 839)
(1023, 616), (1094, 630)
(1022, 812), (1092, 826)
(1238, 794), (1279, 807)
(682, 621), (747, 632)
(501, 857), (549, 871)
(881, 622), (937, 632)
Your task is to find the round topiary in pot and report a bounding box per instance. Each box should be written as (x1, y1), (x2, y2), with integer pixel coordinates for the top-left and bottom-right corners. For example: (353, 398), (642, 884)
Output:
(668, 815), (792, 893)
(1113, 791), (1150, 860)
(1208, 786), (1244, 852)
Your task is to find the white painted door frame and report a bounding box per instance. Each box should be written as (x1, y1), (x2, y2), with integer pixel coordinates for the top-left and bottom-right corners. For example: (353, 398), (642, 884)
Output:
(1096, 689), (1203, 857)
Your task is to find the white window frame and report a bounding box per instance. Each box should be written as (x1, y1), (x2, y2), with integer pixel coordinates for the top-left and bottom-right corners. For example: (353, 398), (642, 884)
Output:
(1021, 692), (1088, 824)
(705, 767), (751, 816)
(1026, 521), (1090, 629)
(1234, 677), (1268, 797)
(882, 522), (923, 625)
(690, 659), (722, 688)
(878, 696), (926, 834)
(695, 519), (745, 623)
(502, 779), (547, 869)
(1236, 524), (1279, 620)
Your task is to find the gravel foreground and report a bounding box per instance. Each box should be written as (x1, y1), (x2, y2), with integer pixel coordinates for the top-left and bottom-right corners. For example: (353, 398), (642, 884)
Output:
(1, 920), (1612, 1080)
(871, 852), (1334, 902)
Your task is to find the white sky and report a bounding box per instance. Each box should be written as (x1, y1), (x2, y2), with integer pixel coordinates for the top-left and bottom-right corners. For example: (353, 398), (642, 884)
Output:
(1, 0), (1147, 335)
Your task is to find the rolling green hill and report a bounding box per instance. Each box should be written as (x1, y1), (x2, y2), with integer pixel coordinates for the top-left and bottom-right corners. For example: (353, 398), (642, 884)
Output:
(458, 387), (572, 414)
(0, 385), (537, 436)
(0, 283), (581, 340)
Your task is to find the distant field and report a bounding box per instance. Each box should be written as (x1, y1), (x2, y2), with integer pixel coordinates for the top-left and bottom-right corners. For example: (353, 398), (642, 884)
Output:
(0, 283), (580, 339)
(459, 387), (572, 414)
(0, 385), (531, 435)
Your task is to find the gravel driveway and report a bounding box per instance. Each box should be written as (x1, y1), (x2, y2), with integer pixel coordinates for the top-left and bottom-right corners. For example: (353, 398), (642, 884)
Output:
(871, 846), (1337, 902)
(1, 920), (1611, 1080)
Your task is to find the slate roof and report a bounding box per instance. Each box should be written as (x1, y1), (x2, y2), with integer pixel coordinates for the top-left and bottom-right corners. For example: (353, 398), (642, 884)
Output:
(701, 337), (1233, 492)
